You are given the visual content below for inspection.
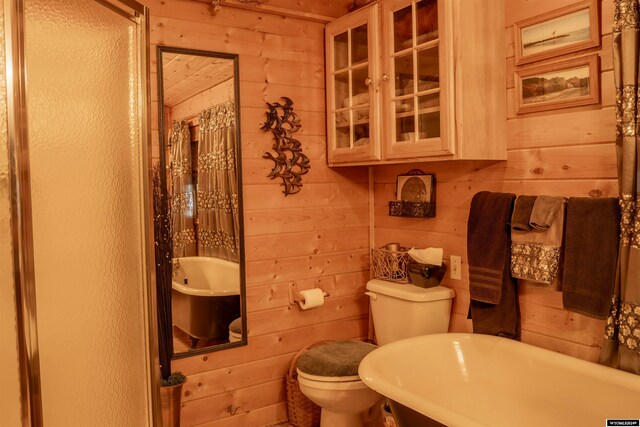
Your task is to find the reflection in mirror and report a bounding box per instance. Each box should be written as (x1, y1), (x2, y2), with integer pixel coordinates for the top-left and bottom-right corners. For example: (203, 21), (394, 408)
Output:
(157, 46), (246, 359)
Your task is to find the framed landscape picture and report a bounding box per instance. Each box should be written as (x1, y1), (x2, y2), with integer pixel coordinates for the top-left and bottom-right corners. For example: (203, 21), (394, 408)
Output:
(514, 0), (600, 65)
(515, 54), (599, 114)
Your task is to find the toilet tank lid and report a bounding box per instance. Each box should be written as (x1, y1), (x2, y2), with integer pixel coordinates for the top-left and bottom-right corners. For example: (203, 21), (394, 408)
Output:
(366, 279), (455, 302)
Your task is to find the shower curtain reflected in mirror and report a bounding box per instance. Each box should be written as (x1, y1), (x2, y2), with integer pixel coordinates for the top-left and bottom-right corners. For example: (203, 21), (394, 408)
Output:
(170, 120), (196, 257)
(197, 100), (240, 262)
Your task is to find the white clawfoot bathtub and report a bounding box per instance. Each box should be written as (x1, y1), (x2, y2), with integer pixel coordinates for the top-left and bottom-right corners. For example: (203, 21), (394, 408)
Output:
(359, 333), (640, 427)
(172, 257), (240, 345)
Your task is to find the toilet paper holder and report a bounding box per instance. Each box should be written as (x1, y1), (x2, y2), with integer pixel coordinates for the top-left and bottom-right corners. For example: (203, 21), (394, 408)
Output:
(288, 282), (330, 305)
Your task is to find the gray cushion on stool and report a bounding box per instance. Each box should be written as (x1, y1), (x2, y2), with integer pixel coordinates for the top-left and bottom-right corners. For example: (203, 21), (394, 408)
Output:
(229, 318), (242, 334)
(297, 341), (377, 377)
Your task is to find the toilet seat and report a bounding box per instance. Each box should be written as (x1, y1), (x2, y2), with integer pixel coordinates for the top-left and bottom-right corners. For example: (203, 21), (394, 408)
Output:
(296, 370), (361, 383)
(296, 340), (377, 377)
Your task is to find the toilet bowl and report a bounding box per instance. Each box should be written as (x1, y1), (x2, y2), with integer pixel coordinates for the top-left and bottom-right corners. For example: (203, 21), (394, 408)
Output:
(295, 280), (455, 426)
(296, 341), (382, 427)
(297, 372), (382, 427)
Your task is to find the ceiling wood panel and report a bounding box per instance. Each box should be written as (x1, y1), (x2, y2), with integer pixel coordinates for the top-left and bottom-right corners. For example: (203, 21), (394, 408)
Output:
(189, 0), (357, 21)
(162, 53), (234, 107)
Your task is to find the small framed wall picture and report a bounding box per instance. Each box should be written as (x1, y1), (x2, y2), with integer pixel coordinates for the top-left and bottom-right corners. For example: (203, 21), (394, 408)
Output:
(515, 54), (599, 115)
(396, 172), (434, 203)
(390, 170), (436, 218)
(514, 0), (600, 66)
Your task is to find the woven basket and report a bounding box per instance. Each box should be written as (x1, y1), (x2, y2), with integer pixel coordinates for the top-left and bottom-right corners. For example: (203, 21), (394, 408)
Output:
(371, 246), (411, 283)
(286, 342), (332, 427)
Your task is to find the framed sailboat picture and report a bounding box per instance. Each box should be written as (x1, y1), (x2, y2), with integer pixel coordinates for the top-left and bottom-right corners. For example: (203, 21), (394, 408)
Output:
(514, 0), (599, 65)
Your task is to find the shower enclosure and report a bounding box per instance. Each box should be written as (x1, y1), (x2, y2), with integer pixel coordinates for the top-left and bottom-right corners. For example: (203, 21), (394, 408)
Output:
(0, 0), (159, 425)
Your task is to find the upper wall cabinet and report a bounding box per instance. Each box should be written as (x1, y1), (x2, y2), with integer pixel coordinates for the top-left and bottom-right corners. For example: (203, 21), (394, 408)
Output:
(326, 5), (381, 163)
(325, 0), (507, 166)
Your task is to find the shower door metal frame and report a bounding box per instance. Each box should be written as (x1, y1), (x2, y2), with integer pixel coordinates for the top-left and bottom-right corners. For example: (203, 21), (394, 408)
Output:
(4, 0), (160, 425)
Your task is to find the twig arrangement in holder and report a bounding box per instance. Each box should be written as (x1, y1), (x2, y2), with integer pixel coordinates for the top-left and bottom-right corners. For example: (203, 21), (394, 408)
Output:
(152, 165), (174, 381)
(261, 97), (310, 196)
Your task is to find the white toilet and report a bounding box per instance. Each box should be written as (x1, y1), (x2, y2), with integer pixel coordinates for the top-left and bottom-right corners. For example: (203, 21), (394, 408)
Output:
(296, 341), (382, 427)
(296, 279), (455, 427)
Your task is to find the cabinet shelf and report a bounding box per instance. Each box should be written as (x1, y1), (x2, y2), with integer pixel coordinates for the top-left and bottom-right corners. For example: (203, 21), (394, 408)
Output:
(336, 118), (371, 128)
(394, 106), (440, 119)
(333, 62), (370, 75)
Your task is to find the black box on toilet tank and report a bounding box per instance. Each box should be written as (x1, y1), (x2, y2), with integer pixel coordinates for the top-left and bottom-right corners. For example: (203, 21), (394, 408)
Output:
(407, 262), (446, 288)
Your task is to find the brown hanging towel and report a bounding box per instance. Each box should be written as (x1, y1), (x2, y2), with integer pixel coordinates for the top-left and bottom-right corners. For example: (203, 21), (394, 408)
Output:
(467, 191), (520, 340)
(562, 197), (620, 319)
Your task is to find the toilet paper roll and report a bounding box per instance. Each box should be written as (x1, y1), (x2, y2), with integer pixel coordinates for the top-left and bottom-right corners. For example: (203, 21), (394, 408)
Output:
(298, 288), (325, 310)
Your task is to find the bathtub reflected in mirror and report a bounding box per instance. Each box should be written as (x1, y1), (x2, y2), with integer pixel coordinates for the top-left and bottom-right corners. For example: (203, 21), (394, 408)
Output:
(157, 45), (246, 359)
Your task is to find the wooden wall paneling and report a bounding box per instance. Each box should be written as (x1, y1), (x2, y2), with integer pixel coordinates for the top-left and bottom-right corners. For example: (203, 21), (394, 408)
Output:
(180, 379), (285, 426)
(171, 316), (368, 374)
(244, 206), (369, 237)
(242, 160), (369, 185)
(181, 353), (293, 402)
(506, 111), (615, 150)
(145, 1), (372, 425)
(153, 0), (328, 37)
(245, 250), (369, 286)
(151, 17), (324, 64)
(375, 144), (617, 182)
(449, 313), (472, 333)
(195, 402), (288, 427)
(245, 271), (368, 312)
(187, 0), (353, 22)
(520, 331), (601, 362)
(369, 144), (617, 181)
(243, 182), (368, 210)
(246, 296), (369, 337)
(170, 78), (235, 120)
(239, 83), (327, 112)
(239, 56), (326, 88)
(246, 228), (370, 261)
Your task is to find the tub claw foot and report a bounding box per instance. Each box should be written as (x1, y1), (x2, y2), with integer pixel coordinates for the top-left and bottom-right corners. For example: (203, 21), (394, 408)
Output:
(189, 336), (199, 350)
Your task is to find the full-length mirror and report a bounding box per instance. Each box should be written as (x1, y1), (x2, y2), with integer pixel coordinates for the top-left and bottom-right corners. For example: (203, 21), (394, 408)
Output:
(157, 46), (246, 359)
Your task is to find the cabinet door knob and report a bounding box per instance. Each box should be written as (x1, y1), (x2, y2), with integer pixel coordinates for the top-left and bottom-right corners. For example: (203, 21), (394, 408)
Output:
(382, 74), (390, 81)
(364, 77), (373, 86)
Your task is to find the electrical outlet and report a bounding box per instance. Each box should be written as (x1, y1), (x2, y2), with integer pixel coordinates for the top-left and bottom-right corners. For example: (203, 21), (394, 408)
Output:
(450, 255), (462, 280)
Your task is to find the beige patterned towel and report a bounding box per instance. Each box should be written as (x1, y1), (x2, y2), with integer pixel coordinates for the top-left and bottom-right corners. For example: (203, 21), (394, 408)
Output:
(511, 197), (566, 288)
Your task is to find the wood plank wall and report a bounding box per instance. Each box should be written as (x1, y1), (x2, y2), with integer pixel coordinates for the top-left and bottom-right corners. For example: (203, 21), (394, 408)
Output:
(170, 78), (235, 122)
(374, 0), (615, 363)
(145, 0), (616, 425)
(145, 1), (370, 425)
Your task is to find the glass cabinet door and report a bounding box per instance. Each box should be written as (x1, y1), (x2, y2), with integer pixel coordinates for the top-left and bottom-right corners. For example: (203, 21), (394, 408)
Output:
(383, 0), (453, 158)
(326, 5), (380, 163)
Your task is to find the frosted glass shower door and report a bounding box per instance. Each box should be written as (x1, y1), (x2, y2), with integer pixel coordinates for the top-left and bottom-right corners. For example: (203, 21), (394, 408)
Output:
(0, 0), (22, 424)
(21, 0), (153, 425)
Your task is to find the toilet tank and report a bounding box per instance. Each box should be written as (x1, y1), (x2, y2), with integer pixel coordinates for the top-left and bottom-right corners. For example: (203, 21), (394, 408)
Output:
(366, 279), (455, 346)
